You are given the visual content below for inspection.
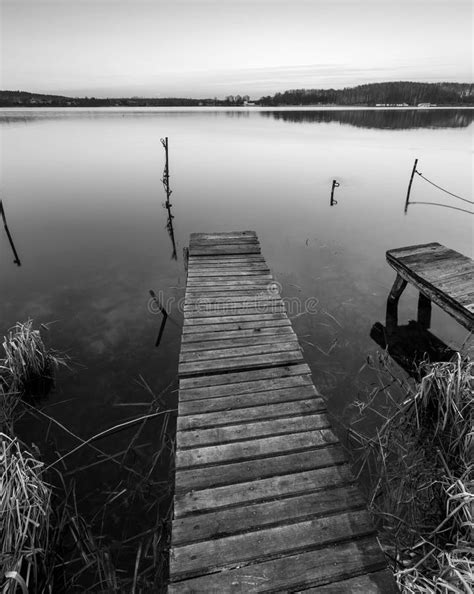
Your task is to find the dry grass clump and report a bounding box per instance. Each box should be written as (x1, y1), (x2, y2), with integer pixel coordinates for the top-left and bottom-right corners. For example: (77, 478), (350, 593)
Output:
(351, 353), (473, 593)
(1, 320), (67, 398)
(0, 433), (51, 593)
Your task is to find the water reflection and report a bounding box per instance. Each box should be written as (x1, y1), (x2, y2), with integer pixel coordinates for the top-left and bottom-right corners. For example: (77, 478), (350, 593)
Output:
(0, 200), (22, 266)
(1, 107), (472, 131)
(370, 319), (455, 378)
(371, 277), (455, 377)
(261, 109), (474, 129)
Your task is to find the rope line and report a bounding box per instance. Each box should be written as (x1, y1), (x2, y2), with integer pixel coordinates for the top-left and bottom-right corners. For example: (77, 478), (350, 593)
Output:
(415, 171), (473, 205)
(409, 201), (473, 215)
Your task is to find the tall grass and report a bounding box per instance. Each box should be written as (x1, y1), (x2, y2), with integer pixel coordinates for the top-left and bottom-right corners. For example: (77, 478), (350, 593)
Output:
(1, 320), (176, 591)
(350, 352), (473, 593)
(0, 434), (51, 594)
(1, 320), (67, 400)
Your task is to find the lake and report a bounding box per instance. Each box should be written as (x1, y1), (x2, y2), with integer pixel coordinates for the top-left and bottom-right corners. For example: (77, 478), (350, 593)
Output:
(1, 107), (472, 581)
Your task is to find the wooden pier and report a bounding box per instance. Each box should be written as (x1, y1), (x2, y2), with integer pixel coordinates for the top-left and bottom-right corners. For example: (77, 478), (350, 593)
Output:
(169, 231), (397, 592)
(386, 242), (474, 332)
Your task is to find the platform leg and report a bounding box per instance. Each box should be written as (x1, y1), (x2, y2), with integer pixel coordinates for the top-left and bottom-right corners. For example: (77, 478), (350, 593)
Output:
(386, 274), (407, 331)
(417, 293), (432, 329)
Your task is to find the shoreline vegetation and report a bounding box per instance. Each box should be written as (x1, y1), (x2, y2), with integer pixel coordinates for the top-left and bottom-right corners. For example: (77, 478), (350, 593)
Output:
(350, 351), (473, 593)
(1, 321), (175, 592)
(1, 81), (473, 108)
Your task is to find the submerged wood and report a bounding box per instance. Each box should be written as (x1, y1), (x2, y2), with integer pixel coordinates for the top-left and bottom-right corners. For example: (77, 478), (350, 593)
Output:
(169, 231), (397, 592)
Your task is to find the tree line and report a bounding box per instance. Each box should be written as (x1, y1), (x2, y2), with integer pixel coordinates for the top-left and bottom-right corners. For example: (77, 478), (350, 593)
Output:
(1, 82), (472, 108)
(258, 82), (473, 106)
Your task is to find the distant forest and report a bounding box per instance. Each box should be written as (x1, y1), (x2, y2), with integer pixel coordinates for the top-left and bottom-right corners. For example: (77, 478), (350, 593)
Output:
(0, 82), (473, 108)
(259, 82), (473, 106)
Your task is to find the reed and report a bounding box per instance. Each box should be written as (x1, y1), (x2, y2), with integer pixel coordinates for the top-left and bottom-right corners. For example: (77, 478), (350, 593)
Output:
(1, 320), (67, 399)
(0, 320), (175, 590)
(0, 433), (51, 593)
(350, 352), (473, 593)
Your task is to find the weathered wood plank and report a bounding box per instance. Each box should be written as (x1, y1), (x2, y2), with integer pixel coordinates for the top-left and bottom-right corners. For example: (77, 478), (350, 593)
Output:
(184, 290), (281, 302)
(172, 484), (363, 545)
(174, 464), (355, 517)
(183, 305), (286, 318)
(191, 231), (256, 238)
(185, 286), (277, 295)
(301, 569), (398, 593)
(178, 397), (326, 429)
(179, 350), (304, 376)
(179, 341), (299, 363)
(189, 254), (264, 261)
(170, 509), (376, 579)
(180, 332), (297, 352)
(182, 319), (291, 333)
(183, 312), (288, 326)
(180, 325), (296, 345)
(175, 445), (347, 492)
(167, 537), (389, 592)
(190, 247), (262, 255)
(179, 363), (312, 389)
(179, 385), (317, 414)
(184, 293), (278, 302)
(189, 240), (260, 245)
(178, 413), (331, 448)
(187, 268), (271, 276)
(186, 277), (273, 286)
(185, 289), (279, 299)
(179, 372), (313, 400)
(176, 428), (338, 469)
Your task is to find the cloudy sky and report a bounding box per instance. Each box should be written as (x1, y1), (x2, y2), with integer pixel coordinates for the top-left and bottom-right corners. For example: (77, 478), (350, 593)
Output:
(1, 0), (472, 98)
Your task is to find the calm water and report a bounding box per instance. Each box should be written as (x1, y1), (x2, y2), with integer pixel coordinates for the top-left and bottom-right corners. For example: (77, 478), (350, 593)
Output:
(1, 107), (472, 576)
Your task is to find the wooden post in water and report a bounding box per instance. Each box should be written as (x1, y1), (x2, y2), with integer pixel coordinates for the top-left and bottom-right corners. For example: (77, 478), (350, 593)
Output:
(330, 179), (339, 206)
(0, 200), (21, 266)
(161, 136), (172, 207)
(404, 158), (418, 213)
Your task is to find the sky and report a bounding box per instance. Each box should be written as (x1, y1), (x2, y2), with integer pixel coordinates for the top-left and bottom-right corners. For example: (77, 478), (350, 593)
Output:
(1, 0), (472, 98)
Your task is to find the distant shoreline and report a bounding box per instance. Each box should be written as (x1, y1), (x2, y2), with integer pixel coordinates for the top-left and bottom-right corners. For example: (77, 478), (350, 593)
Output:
(1, 105), (473, 112)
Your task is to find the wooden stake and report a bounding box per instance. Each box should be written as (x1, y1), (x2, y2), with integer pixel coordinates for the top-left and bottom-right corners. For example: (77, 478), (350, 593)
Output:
(330, 180), (339, 206)
(161, 136), (172, 207)
(0, 200), (21, 266)
(404, 158), (418, 213)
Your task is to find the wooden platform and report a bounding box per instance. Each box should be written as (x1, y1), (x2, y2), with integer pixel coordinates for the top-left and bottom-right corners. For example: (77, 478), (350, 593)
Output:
(386, 242), (474, 331)
(169, 231), (397, 592)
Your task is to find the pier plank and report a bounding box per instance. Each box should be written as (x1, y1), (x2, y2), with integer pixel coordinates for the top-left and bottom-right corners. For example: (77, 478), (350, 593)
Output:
(174, 465), (356, 517)
(178, 398), (327, 429)
(177, 413), (331, 448)
(170, 509), (376, 579)
(175, 428), (339, 469)
(171, 484), (365, 545)
(168, 537), (391, 592)
(175, 445), (348, 492)
(169, 231), (397, 592)
(179, 341), (299, 362)
(178, 386), (318, 415)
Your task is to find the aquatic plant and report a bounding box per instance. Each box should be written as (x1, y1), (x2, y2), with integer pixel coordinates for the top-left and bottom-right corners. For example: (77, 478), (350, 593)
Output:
(0, 433), (51, 594)
(1, 320), (67, 399)
(351, 353), (473, 593)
